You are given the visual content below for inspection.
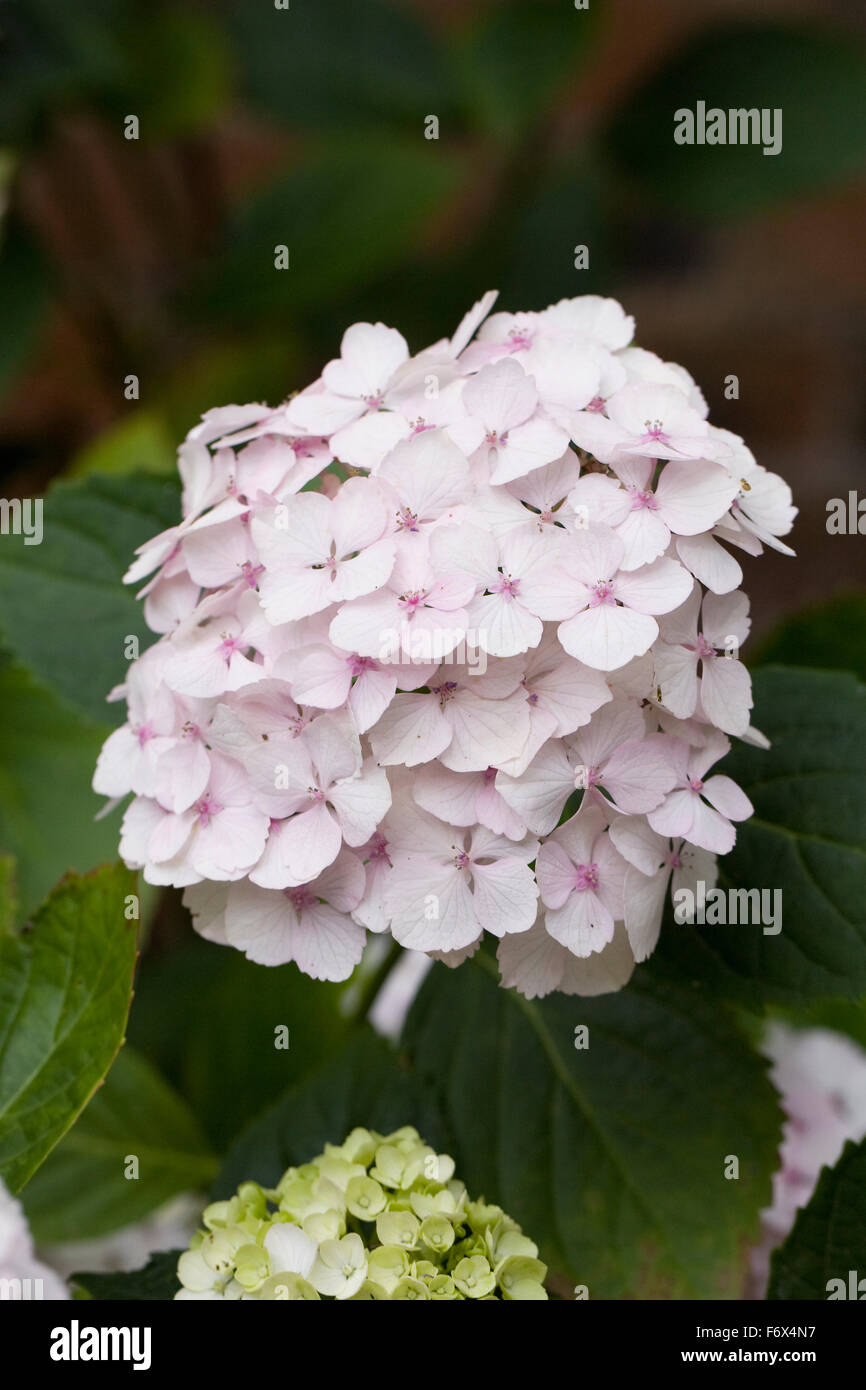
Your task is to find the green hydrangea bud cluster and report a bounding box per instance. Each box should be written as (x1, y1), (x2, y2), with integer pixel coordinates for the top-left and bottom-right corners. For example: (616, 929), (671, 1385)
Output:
(176, 1124), (548, 1300)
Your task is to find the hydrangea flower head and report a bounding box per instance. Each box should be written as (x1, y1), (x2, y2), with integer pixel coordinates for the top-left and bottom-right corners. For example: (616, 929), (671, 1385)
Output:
(95, 291), (795, 996)
(175, 1125), (547, 1300)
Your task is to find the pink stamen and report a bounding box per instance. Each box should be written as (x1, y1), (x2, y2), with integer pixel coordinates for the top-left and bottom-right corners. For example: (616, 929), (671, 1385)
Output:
(589, 580), (616, 607)
(194, 795), (223, 827)
(574, 862), (600, 892)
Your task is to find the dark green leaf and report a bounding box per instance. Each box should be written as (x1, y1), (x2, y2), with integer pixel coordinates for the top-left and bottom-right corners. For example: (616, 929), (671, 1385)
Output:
(73, 1248), (183, 1301)
(22, 1046), (216, 1244)
(654, 667), (866, 1005)
(0, 664), (118, 917)
(403, 952), (781, 1297)
(769, 1139), (866, 1300)
(128, 933), (353, 1151)
(0, 472), (180, 724)
(754, 593), (866, 684)
(214, 1026), (445, 1198)
(0, 864), (137, 1192)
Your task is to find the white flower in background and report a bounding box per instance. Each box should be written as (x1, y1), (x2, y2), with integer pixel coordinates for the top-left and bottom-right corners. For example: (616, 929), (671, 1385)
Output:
(750, 1024), (866, 1295)
(0, 1178), (68, 1300)
(96, 290), (795, 995)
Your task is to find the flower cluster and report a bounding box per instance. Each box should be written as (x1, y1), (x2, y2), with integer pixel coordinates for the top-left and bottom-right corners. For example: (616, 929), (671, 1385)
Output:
(95, 291), (796, 994)
(175, 1125), (547, 1300)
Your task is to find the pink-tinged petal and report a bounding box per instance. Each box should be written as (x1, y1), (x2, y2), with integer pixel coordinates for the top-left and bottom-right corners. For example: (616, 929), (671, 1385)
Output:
(489, 415), (570, 485)
(615, 508), (671, 571)
(191, 805), (270, 881)
(471, 857), (538, 936)
(271, 801), (343, 885)
(475, 778), (527, 840)
(555, 921), (636, 995)
(531, 657), (612, 736)
(293, 901), (366, 981)
(655, 459), (738, 534)
(558, 604), (658, 671)
(569, 411), (630, 464)
(347, 666), (398, 733)
(567, 473), (631, 529)
(690, 730), (731, 779)
(385, 860), (479, 952)
(413, 765), (483, 827)
(289, 390), (365, 435)
(701, 589), (751, 648)
(93, 725), (144, 798)
(614, 557), (693, 616)
(550, 805), (606, 866)
(183, 881), (230, 945)
(699, 657), (753, 737)
(257, 562), (336, 624)
(495, 741), (574, 834)
(701, 774), (753, 822)
(471, 592), (542, 657)
(305, 712), (360, 788)
(654, 641), (700, 719)
(330, 410), (409, 471)
(148, 808), (196, 864)
(497, 915), (571, 999)
(603, 734), (679, 813)
(332, 537), (396, 604)
(462, 357), (537, 434)
(120, 795), (170, 866)
(314, 848), (366, 913)
(561, 524), (625, 587)
(326, 321), (409, 399)
(329, 476), (388, 555)
(657, 584), (702, 645)
(329, 761), (392, 845)
(608, 455), (654, 491)
(428, 522), (497, 586)
(675, 533), (742, 595)
(144, 572), (201, 634)
(369, 693), (451, 767)
(536, 840), (578, 909)
(182, 517), (254, 589)
(545, 890), (615, 958)
(329, 590), (401, 659)
(609, 815), (667, 876)
(224, 882), (300, 965)
(623, 865), (668, 961)
(252, 492), (332, 568)
(647, 788), (698, 842)
(593, 836), (628, 918)
(571, 696), (645, 768)
(153, 736), (211, 813)
(439, 688), (529, 773)
(450, 288), (498, 355)
(683, 796), (737, 855)
(288, 644), (351, 709)
(377, 429), (470, 516)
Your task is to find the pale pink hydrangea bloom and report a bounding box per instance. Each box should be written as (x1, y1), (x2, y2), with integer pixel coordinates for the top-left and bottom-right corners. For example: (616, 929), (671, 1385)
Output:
(96, 290), (795, 992)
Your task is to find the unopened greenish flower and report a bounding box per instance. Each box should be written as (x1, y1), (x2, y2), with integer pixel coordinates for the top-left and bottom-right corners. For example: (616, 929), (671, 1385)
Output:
(175, 1124), (547, 1300)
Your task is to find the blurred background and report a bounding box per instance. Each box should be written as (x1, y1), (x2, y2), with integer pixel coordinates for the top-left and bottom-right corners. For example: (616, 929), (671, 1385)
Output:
(0, 0), (864, 915)
(0, 0), (864, 1276)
